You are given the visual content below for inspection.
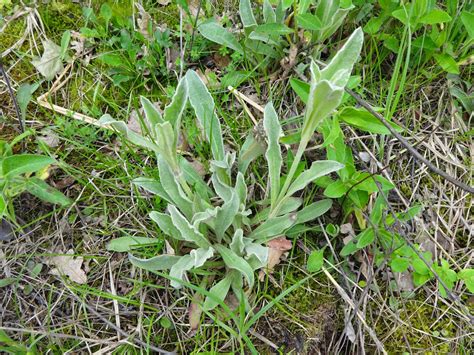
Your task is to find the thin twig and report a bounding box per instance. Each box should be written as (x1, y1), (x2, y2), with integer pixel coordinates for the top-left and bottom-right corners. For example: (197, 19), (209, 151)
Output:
(0, 55), (24, 133)
(346, 88), (474, 194)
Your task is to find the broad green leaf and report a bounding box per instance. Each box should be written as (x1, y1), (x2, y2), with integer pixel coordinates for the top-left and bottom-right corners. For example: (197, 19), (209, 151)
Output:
(356, 228), (375, 248)
(249, 214), (296, 240)
(390, 257), (410, 272)
(386, 204), (423, 225)
(198, 19), (244, 54)
(412, 251), (433, 275)
(140, 96), (163, 128)
(239, 0), (257, 28)
(168, 205), (210, 248)
(129, 253), (181, 271)
(290, 78), (310, 103)
(458, 269), (474, 293)
(307, 249), (324, 272)
(433, 53), (459, 74)
(296, 13), (322, 31)
(158, 155), (193, 218)
(338, 107), (403, 134)
(163, 73), (188, 129)
(2, 154), (55, 178)
(203, 276), (232, 311)
(60, 30), (71, 60)
(107, 236), (160, 252)
(26, 178), (71, 206)
(185, 70), (225, 161)
(419, 9), (452, 24)
(351, 173), (395, 193)
(149, 211), (183, 240)
(0, 277), (16, 288)
(263, 0), (276, 23)
(287, 160), (345, 197)
(363, 16), (384, 35)
(433, 260), (457, 297)
(215, 245), (254, 287)
(214, 191), (240, 241)
(295, 199), (333, 224)
(133, 177), (172, 203)
(0, 194), (6, 218)
(460, 11), (474, 40)
(413, 272), (432, 286)
(324, 179), (348, 198)
(263, 102), (282, 206)
(340, 240), (358, 256)
(100, 3), (112, 23)
(17, 83), (40, 120)
(370, 195), (386, 226)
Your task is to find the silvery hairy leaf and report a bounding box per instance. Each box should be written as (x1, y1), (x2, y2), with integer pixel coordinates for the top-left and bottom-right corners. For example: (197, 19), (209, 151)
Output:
(149, 211), (183, 241)
(214, 190), (240, 241)
(295, 199), (333, 224)
(313, 0), (355, 42)
(239, 0), (257, 28)
(168, 205), (211, 248)
(158, 155), (193, 218)
(215, 245), (254, 288)
(198, 19), (244, 54)
(185, 70), (225, 161)
(245, 243), (269, 269)
(129, 253), (181, 271)
(238, 131), (266, 173)
(163, 76), (188, 129)
(203, 275), (232, 311)
(263, 102), (282, 206)
(140, 96), (163, 129)
(133, 177), (172, 203)
(249, 213), (296, 240)
(251, 197), (302, 225)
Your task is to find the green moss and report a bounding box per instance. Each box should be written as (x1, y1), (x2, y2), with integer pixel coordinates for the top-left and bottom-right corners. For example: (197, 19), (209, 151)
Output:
(372, 294), (465, 353)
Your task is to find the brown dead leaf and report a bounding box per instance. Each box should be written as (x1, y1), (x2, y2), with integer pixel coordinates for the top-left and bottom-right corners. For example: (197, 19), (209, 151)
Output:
(136, 3), (152, 39)
(259, 237), (292, 281)
(213, 53), (231, 69)
(188, 299), (202, 332)
(48, 249), (87, 284)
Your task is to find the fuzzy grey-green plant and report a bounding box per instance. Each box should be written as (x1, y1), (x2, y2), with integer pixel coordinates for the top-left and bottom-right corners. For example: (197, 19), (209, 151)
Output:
(103, 28), (363, 311)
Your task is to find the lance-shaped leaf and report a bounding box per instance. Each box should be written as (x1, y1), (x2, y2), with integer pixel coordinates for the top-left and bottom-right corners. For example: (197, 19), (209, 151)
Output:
(155, 121), (179, 172)
(214, 191), (240, 241)
(129, 253), (181, 271)
(26, 177), (71, 206)
(230, 229), (246, 254)
(235, 172), (247, 206)
(203, 275), (232, 311)
(211, 172), (233, 201)
(158, 155), (193, 218)
(263, 102), (282, 206)
(107, 236), (160, 252)
(319, 27), (364, 86)
(245, 243), (269, 269)
(301, 80), (344, 143)
(185, 70), (225, 161)
(168, 248), (214, 289)
(314, 0), (355, 42)
(163, 76), (188, 129)
(198, 19), (244, 54)
(239, 0), (257, 28)
(2, 155), (55, 178)
(263, 0), (276, 23)
(287, 160), (344, 197)
(133, 177), (172, 203)
(149, 211), (183, 240)
(168, 205), (210, 248)
(238, 130), (266, 173)
(295, 199), (333, 224)
(215, 245), (254, 288)
(99, 114), (160, 152)
(251, 197), (302, 225)
(249, 213), (296, 240)
(140, 96), (163, 129)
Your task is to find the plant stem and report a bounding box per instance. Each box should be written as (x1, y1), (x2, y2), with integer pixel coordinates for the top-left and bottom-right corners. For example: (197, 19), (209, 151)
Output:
(269, 137), (308, 218)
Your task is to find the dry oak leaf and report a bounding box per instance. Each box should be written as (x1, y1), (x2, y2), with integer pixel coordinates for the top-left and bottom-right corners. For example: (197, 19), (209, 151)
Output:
(259, 237), (292, 281)
(48, 249), (87, 284)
